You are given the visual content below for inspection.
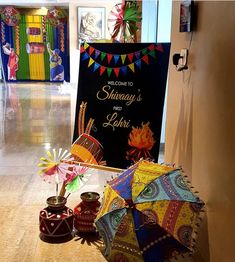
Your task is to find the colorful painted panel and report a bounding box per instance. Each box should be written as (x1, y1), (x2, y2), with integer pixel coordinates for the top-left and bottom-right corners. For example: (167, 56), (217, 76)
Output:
(0, 8), (69, 82)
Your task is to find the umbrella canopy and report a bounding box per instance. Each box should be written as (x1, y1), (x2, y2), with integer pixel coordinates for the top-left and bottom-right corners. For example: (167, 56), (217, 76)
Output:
(95, 160), (204, 262)
(0, 6), (20, 26)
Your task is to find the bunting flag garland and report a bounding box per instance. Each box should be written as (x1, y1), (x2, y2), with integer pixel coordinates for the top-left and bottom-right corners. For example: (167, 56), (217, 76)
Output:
(142, 54), (149, 64)
(128, 63), (135, 72)
(149, 49), (156, 59)
(148, 44), (155, 51)
(135, 60), (141, 69)
(80, 43), (164, 77)
(121, 54), (126, 64)
(127, 53), (134, 62)
(100, 66), (106, 76)
(121, 66), (127, 75)
(134, 51), (140, 60)
(114, 55), (119, 64)
(95, 49), (100, 59)
(93, 62), (99, 72)
(80, 45), (85, 53)
(100, 52), (106, 61)
(89, 46), (95, 55)
(82, 52), (89, 61)
(107, 54), (113, 64)
(107, 68), (112, 77)
(142, 48), (148, 55)
(156, 44), (164, 52)
(113, 67), (120, 77)
(88, 57), (94, 68)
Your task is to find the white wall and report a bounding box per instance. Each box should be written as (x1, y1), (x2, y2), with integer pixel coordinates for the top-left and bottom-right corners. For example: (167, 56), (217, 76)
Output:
(68, 0), (119, 85)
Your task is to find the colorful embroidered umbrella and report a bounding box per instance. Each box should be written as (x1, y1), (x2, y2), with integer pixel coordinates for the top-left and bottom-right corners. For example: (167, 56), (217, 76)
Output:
(47, 7), (67, 27)
(95, 160), (204, 262)
(0, 6), (20, 26)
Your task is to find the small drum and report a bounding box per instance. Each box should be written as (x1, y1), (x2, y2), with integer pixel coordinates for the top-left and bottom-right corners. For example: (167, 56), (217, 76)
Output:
(26, 42), (45, 54)
(26, 27), (41, 35)
(71, 133), (103, 164)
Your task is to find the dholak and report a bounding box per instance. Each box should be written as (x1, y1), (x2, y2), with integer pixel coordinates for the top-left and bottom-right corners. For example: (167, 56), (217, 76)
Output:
(26, 42), (45, 54)
(26, 27), (41, 35)
(71, 133), (103, 164)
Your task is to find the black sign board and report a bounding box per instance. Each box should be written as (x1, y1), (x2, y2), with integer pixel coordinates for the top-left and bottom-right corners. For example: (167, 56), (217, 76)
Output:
(74, 43), (170, 168)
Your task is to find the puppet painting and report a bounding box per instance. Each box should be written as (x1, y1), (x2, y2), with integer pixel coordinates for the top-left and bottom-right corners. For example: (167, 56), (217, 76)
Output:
(2, 43), (19, 80)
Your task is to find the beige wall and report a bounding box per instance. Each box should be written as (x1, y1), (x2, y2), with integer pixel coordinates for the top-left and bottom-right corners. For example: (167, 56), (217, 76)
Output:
(165, 1), (235, 261)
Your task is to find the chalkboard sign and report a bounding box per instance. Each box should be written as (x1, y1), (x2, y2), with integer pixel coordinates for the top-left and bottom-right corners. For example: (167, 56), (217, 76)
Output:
(74, 43), (170, 168)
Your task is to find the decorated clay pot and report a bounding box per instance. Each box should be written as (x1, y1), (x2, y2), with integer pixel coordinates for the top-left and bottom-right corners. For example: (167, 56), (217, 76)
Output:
(39, 196), (73, 243)
(74, 192), (101, 233)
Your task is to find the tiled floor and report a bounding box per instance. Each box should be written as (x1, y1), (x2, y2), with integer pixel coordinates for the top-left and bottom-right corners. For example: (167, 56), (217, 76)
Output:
(0, 82), (166, 262)
(0, 82), (114, 262)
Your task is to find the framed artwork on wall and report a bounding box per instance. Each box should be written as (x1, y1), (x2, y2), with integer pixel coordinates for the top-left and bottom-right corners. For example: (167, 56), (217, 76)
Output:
(77, 7), (105, 45)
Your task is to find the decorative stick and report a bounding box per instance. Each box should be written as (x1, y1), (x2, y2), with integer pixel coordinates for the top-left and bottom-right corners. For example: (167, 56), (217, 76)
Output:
(85, 118), (94, 135)
(59, 161), (124, 197)
(59, 183), (66, 197)
(61, 159), (124, 173)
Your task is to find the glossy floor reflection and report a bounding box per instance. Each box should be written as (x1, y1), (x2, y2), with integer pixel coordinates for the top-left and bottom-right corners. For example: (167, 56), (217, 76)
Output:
(0, 82), (166, 262)
(0, 82), (110, 262)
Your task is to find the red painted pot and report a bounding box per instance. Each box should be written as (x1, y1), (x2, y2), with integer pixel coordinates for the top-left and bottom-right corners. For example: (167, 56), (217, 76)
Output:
(74, 192), (101, 233)
(39, 196), (73, 243)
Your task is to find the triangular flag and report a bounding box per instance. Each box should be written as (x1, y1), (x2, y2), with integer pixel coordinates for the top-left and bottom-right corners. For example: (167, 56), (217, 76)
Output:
(93, 62), (100, 72)
(128, 63), (135, 72)
(148, 44), (155, 51)
(107, 54), (113, 64)
(89, 46), (95, 55)
(135, 60), (141, 69)
(121, 66), (127, 75)
(101, 52), (106, 61)
(142, 55), (149, 64)
(149, 49), (156, 59)
(134, 51), (140, 60)
(142, 48), (148, 55)
(121, 54), (126, 64)
(128, 53), (134, 62)
(156, 44), (164, 52)
(84, 42), (89, 50)
(114, 68), (120, 77)
(82, 52), (89, 61)
(107, 68), (112, 77)
(95, 50), (101, 59)
(114, 55), (119, 64)
(80, 45), (85, 53)
(100, 66), (106, 76)
(88, 57), (95, 68)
